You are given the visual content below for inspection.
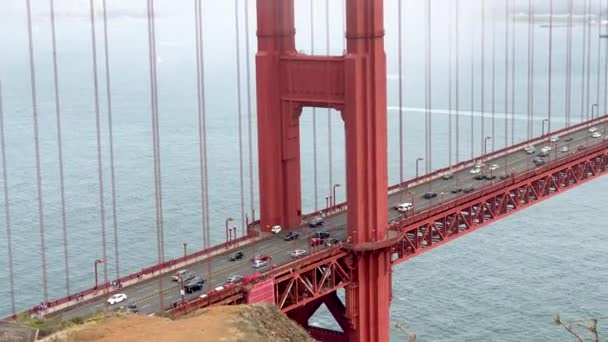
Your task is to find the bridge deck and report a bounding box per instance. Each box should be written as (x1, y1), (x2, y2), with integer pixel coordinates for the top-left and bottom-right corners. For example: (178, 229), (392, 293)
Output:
(29, 116), (608, 320)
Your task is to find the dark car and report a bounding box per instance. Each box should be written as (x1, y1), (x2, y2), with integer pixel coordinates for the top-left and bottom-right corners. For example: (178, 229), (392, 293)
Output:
(422, 192), (437, 199)
(450, 187), (463, 194)
(127, 303), (138, 313)
(185, 276), (206, 293)
(229, 251), (244, 262)
(442, 173), (454, 180)
(484, 175), (496, 180)
(565, 137), (574, 142)
(463, 187), (475, 193)
(577, 145), (587, 151)
(533, 157), (545, 166)
(474, 174), (485, 180)
(499, 174), (510, 180)
(313, 231), (330, 239)
(283, 232), (300, 241)
(308, 216), (324, 227)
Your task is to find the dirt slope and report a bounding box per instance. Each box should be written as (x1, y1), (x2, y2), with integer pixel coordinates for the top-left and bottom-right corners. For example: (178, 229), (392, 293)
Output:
(51, 304), (315, 342)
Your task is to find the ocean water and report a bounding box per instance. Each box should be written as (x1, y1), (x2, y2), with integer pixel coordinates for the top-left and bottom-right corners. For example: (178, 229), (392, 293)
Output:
(0, 1), (606, 340)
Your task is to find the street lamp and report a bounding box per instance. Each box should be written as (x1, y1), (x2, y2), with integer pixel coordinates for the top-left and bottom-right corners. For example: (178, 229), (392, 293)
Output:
(325, 196), (329, 210)
(415, 157), (424, 178)
(483, 136), (492, 157)
(94, 259), (104, 290)
(332, 184), (341, 207)
(183, 242), (187, 260)
(225, 217), (234, 243)
(541, 119), (549, 136)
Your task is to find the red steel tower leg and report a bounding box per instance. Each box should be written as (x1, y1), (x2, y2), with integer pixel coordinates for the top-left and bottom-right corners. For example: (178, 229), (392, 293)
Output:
(256, 0), (302, 230)
(255, 0), (395, 339)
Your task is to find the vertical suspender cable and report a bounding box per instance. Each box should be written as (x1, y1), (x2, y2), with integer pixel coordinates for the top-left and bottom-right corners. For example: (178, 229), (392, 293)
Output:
(566, 0), (573, 127)
(310, 0), (318, 210)
(234, 0), (246, 235)
(146, 0), (164, 308)
(398, 0), (404, 186)
(480, 0), (485, 154)
(586, 0), (592, 120)
(101, 0), (120, 280)
(595, 0), (602, 114)
(88, 0), (108, 286)
(526, 0), (532, 139)
(325, 0), (333, 201)
(504, 0), (509, 148)
(0, 81), (16, 315)
(548, 0), (553, 133)
(582, 0), (588, 122)
(491, 7), (496, 151)
(194, 0), (211, 249)
(425, 0), (432, 173)
(49, 0), (70, 295)
(471, 19), (475, 160)
(530, 1), (535, 137)
(428, 0), (432, 173)
(511, 0), (516, 144)
(604, 0), (608, 114)
(448, 0), (453, 167)
(244, 0), (255, 220)
(455, 0), (460, 163)
(26, 0), (49, 303)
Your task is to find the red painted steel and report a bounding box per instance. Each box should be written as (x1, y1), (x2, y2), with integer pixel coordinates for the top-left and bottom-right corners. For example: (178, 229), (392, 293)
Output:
(246, 279), (275, 304)
(390, 142), (608, 264)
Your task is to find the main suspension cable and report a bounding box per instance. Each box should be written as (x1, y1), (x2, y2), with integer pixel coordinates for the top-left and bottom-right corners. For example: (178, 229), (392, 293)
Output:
(234, 0), (246, 236)
(49, 0), (71, 295)
(0, 81), (16, 315)
(101, 0), (120, 280)
(26, 0), (49, 303)
(504, 0), (509, 148)
(310, 0), (318, 210)
(448, 0), (453, 167)
(455, 0), (460, 163)
(548, 0), (553, 133)
(491, 6), (496, 151)
(605, 0), (608, 114)
(511, 0), (516, 143)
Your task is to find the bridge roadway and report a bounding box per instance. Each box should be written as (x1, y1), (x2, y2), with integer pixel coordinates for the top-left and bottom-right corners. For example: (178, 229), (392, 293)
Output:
(52, 119), (607, 320)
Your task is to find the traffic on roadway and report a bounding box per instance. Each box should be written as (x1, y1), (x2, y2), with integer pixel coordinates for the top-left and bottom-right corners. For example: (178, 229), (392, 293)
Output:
(51, 120), (607, 319)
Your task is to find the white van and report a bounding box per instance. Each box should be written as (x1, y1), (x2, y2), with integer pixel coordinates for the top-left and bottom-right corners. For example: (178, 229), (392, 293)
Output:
(396, 202), (413, 213)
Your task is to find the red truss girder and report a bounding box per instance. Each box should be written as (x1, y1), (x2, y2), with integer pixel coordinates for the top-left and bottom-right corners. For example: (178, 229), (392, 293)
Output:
(275, 251), (352, 313)
(391, 144), (608, 264)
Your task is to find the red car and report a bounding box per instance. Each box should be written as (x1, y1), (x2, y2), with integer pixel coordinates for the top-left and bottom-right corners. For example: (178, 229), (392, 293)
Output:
(251, 255), (271, 262)
(310, 238), (324, 247)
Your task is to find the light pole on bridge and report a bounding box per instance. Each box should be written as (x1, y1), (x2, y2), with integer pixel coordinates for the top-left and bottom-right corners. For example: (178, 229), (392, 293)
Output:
(225, 217), (234, 243)
(592, 104), (598, 120)
(542, 119), (549, 136)
(483, 136), (492, 159)
(415, 157), (424, 178)
(332, 184), (341, 207)
(94, 259), (104, 290)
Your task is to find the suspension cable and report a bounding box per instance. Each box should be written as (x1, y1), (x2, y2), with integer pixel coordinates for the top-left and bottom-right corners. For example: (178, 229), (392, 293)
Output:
(88, 0), (109, 286)
(146, 0), (164, 308)
(530, 1), (535, 137)
(605, 0), (608, 114)
(244, 0), (255, 219)
(504, 0), (509, 148)
(26, 0), (49, 303)
(526, 0), (532, 139)
(548, 0), (553, 133)
(194, 0), (211, 249)
(234, 0), (246, 236)
(448, 0), (453, 167)
(480, 0), (486, 154)
(425, 0), (432, 172)
(586, 0), (592, 120)
(49, 0), (70, 295)
(471, 19), (476, 159)
(101, 0), (120, 280)
(325, 0), (333, 203)
(511, 0), (516, 143)
(455, 0), (460, 163)
(491, 6), (496, 151)
(566, 0), (573, 127)
(310, 0), (318, 210)
(595, 0), (602, 117)
(0, 81), (16, 315)
(581, 0), (588, 122)
(398, 0), (404, 185)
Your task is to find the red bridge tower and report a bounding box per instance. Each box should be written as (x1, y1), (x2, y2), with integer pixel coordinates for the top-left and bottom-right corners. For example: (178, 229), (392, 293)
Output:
(256, 0), (397, 340)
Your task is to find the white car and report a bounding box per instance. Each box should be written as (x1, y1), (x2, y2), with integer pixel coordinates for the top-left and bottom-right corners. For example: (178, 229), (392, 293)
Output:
(470, 167), (481, 175)
(589, 127), (598, 133)
(252, 259), (268, 268)
(541, 146), (552, 153)
(560, 146), (569, 153)
(550, 136), (560, 143)
(592, 132), (602, 138)
(395, 202), (413, 213)
(489, 164), (499, 171)
(271, 225), (282, 234)
(107, 293), (127, 305)
(290, 249), (307, 258)
(524, 145), (535, 153)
